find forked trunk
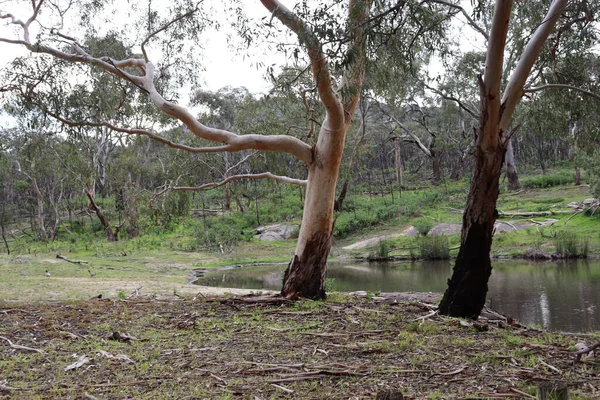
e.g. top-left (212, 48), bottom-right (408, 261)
top-left (438, 145), bottom-right (506, 319)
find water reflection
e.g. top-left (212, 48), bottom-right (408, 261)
top-left (194, 259), bottom-right (600, 332)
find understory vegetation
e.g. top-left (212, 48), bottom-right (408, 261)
top-left (1, 166), bottom-right (598, 265)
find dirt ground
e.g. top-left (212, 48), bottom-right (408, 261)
top-left (0, 294), bottom-right (599, 399)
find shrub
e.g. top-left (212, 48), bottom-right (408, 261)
top-left (521, 174), bottom-right (573, 189)
top-left (368, 239), bottom-right (393, 260)
top-left (554, 231), bottom-right (588, 258)
top-left (412, 218), bottom-right (434, 236)
top-left (419, 236), bottom-right (450, 260)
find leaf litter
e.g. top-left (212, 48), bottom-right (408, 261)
top-left (0, 294), bottom-right (598, 399)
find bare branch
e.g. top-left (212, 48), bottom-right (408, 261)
top-left (384, 112), bottom-right (432, 157)
top-left (141, 6), bottom-right (199, 62)
top-left (425, 0), bottom-right (488, 40)
top-left (424, 84), bottom-right (478, 119)
top-left (151, 172), bottom-right (307, 205)
top-left (224, 151), bottom-right (258, 176)
top-left (523, 84), bottom-right (600, 102)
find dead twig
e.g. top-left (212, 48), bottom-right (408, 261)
top-left (509, 387), bottom-right (536, 399)
top-left (0, 335), bottom-right (45, 354)
top-left (271, 383), bottom-right (294, 393)
top-left (56, 254), bottom-right (88, 264)
top-left (412, 310), bottom-right (437, 322)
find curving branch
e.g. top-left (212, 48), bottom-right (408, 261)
top-left (424, 84), bottom-right (478, 119)
top-left (424, 0), bottom-right (489, 40)
top-left (500, 0), bottom-right (569, 133)
top-left (523, 84), bottom-right (600, 102)
top-left (259, 0), bottom-right (343, 127)
top-left (1, 1), bottom-right (313, 165)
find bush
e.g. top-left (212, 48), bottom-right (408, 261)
top-left (412, 218), bottom-right (434, 236)
top-left (368, 239), bottom-right (393, 260)
top-left (419, 236), bottom-right (450, 260)
top-left (521, 174), bottom-right (573, 189)
top-left (554, 231), bottom-right (588, 258)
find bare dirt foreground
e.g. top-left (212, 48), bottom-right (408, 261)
top-left (0, 294), bottom-right (598, 399)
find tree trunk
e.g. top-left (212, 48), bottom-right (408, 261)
top-left (393, 137), bottom-right (403, 185)
top-left (281, 124), bottom-right (346, 299)
top-left (438, 145), bottom-right (506, 319)
top-left (31, 178), bottom-right (47, 242)
top-left (224, 182), bottom-right (231, 211)
top-left (432, 156), bottom-right (441, 185)
top-left (334, 180), bottom-right (349, 212)
top-left (574, 165), bottom-right (581, 186)
top-left (85, 189), bottom-right (117, 241)
top-left (1, 222), bottom-right (9, 255)
top-left (505, 137), bottom-right (521, 190)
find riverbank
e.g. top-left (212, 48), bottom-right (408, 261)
top-left (1, 294), bottom-right (598, 399)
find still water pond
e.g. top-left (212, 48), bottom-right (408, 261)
top-left (194, 259), bottom-right (600, 332)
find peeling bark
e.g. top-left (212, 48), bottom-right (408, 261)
top-left (281, 228), bottom-right (333, 299)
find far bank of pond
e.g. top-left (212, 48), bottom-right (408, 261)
top-left (194, 259), bottom-right (600, 333)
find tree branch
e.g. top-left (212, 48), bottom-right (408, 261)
top-left (141, 6), bottom-right (199, 62)
top-left (2, 3), bottom-right (313, 165)
top-left (500, 0), bottom-right (569, 132)
top-left (523, 84), bottom-right (600, 101)
top-left (260, 0), bottom-right (343, 127)
top-left (151, 172), bottom-right (307, 205)
top-left (384, 112), bottom-right (432, 157)
top-left (480, 0), bottom-right (513, 149)
top-left (424, 0), bottom-right (488, 40)
top-left (423, 85), bottom-right (478, 120)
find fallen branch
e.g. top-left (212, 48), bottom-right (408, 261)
top-left (428, 365), bottom-right (466, 379)
top-left (575, 341), bottom-right (600, 362)
top-left (56, 254), bottom-right (88, 265)
top-left (509, 387), bottom-right (536, 399)
top-left (412, 310), bottom-right (437, 322)
top-left (268, 369), bottom-right (363, 383)
top-left (0, 335), bottom-right (45, 354)
top-left (497, 221), bottom-right (518, 231)
top-left (271, 383), bottom-right (294, 393)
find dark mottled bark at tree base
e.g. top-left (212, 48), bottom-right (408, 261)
top-left (281, 229), bottom-right (333, 300)
top-left (439, 146), bottom-right (506, 319)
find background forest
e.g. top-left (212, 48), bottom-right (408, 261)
top-left (0, 0), bottom-right (598, 264)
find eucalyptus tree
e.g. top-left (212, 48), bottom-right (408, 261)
top-left (0, 0), bottom-right (376, 299)
top-left (438, 0), bottom-right (592, 319)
